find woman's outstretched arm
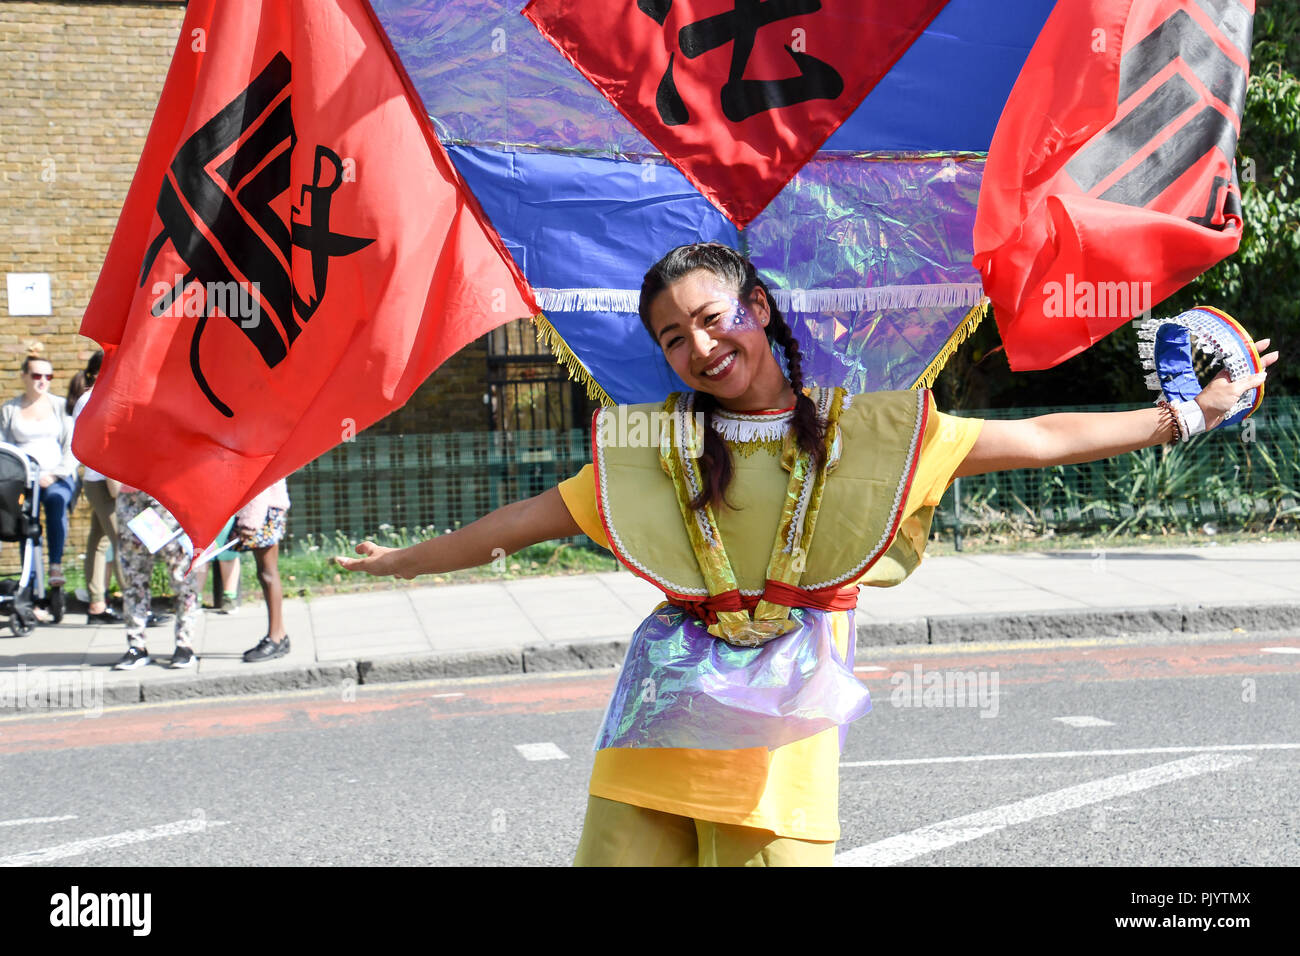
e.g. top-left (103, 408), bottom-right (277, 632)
top-left (334, 485), bottom-right (584, 579)
top-left (954, 337), bottom-right (1279, 478)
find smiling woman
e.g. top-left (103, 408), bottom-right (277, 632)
top-left (336, 241), bottom-right (1279, 868)
top-left (638, 244), bottom-right (824, 513)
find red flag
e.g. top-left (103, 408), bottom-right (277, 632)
top-left (76, 0), bottom-right (537, 548)
top-left (973, 0), bottom-right (1254, 371)
top-left (523, 0), bottom-right (950, 228)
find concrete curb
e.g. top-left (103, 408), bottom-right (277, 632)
top-left (857, 600), bottom-right (1300, 646)
top-left (138, 662), bottom-right (360, 702)
top-left (16, 601), bottom-right (1299, 713)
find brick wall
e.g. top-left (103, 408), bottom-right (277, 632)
top-left (0, 0), bottom-right (493, 579)
top-left (370, 337), bottom-right (492, 435)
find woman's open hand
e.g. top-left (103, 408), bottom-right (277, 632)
top-left (1195, 337), bottom-right (1279, 430)
top-left (334, 541), bottom-right (417, 580)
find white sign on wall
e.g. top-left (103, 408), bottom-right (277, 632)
top-left (6, 273), bottom-right (52, 316)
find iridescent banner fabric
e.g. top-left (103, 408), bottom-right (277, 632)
top-left (750, 153), bottom-right (986, 393)
top-left (595, 604), bottom-right (869, 752)
top-left (369, 0), bottom-right (1056, 401)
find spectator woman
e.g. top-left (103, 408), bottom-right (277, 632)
top-left (1, 344), bottom-right (77, 592)
top-left (67, 350), bottom-right (125, 623)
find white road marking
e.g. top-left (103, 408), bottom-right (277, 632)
top-left (0, 815), bottom-right (77, 828)
top-left (1260, 647), bottom-right (1300, 654)
top-left (0, 817), bottom-right (228, 867)
top-left (854, 666), bottom-right (889, 673)
top-left (515, 742), bottom-right (568, 761)
top-left (841, 742), bottom-right (1300, 768)
top-left (430, 692), bottom-right (465, 698)
top-left (1055, 715), bottom-right (1115, 727)
top-left (835, 753), bottom-right (1251, 867)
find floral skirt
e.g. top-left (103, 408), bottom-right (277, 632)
top-left (231, 506), bottom-right (287, 552)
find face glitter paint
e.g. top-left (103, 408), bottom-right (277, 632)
top-left (724, 296), bottom-right (758, 331)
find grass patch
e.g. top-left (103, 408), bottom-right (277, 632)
top-left (55, 523), bottom-right (1295, 606)
top-left (59, 527), bottom-right (617, 604)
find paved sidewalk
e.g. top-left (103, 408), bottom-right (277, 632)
top-left (2, 541), bottom-right (1299, 709)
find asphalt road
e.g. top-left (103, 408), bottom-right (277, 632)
top-left (0, 632), bottom-right (1297, 867)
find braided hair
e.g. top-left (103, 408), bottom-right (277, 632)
top-left (638, 242), bottom-right (825, 511)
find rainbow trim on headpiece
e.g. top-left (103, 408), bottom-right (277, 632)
top-left (1136, 306), bottom-right (1264, 429)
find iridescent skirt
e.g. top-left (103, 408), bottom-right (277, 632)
top-left (594, 603), bottom-right (871, 752)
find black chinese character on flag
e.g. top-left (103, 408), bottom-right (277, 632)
top-left (526, 0), bottom-right (951, 226)
top-left (642, 0), bottom-right (844, 126)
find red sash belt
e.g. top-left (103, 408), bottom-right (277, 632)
top-left (670, 580), bottom-right (860, 626)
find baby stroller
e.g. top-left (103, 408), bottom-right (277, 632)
top-left (0, 441), bottom-right (64, 636)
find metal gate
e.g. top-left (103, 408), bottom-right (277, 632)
top-left (485, 317), bottom-right (596, 434)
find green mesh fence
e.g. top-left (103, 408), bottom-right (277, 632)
top-left (284, 397), bottom-right (1300, 544)
top-left (935, 396), bottom-right (1300, 535)
top-left (286, 429), bottom-right (592, 543)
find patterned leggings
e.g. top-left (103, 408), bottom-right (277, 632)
top-left (114, 489), bottom-right (201, 649)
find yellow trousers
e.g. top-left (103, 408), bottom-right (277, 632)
top-left (572, 795), bottom-right (836, 867)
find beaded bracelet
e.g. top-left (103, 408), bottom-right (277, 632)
top-left (1155, 399), bottom-right (1184, 445)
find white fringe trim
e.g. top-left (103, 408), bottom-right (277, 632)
top-left (534, 284), bottom-right (986, 314)
top-left (773, 284), bottom-right (986, 312)
top-left (711, 411), bottom-right (793, 444)
top-left (535, 288), bottom-right (642, 313)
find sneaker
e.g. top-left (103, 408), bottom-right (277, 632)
top-left (112, 647), bottom-right (151, 670)
top-left (88, 607), bottom-right (123, 624)
top-left (145, 611), bottom-right (173, 628)
top-left (217, 592), bottom-right (239, 615)
top-left (170, 646), bottom-right (197, 669)
top-left (243, 635), bottom-right (290, 663)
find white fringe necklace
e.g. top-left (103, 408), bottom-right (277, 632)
top-left (710, 407), bottom-right (795, 444)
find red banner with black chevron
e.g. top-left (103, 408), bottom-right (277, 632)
top-left (76, 0), bottom-right (537, 549)
top-left (973, 0), bottom-right (1254, 371)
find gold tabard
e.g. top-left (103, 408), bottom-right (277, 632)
top-left (592, 387), bottom-right (931, 599)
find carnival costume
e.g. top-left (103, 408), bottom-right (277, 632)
top-left (558, 386), bottom-right (984, 848)
top-left (1138, 306), bottom-right (1266, 435)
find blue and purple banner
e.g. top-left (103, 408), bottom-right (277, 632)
top-left (370, 0), bottom-right (1058, 403)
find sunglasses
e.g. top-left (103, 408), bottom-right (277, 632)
top-left (29, 372), bottom-right (53, 381)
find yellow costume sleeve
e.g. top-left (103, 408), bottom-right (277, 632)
top-left (887, 392), bottom-right (984, 571)
top-left (908, 391), bottom-right (984, 511)
top-left (557, 464), bottom-right (611, 550)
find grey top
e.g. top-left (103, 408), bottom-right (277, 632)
top-left (0, 394), bottom-right (76, 479)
